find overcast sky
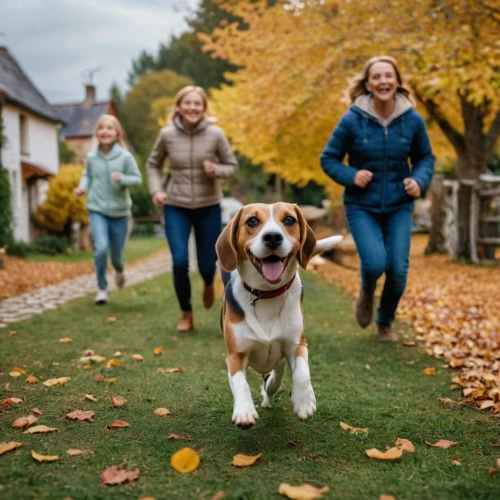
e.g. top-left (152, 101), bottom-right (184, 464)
top-left (1, 0), bottom-right (200, 104)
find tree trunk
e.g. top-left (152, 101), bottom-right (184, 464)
top-left (425, 174), bottom-right (447, 254)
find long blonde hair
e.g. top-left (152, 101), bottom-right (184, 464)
top-left (346, 56), bottom-right (415, 106)
top-left (167, 86), bottom-right (216, 125)
top-left (94, 114), bottom-right (127, 149)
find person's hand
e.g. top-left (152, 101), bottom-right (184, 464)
top-left (403, 178), bottom-right (421, 198)
top-left (203, 160), bottom-right (216, 175)
top-left (153, 191), bottom-right (168, 206)
top-left (74, 187), bottom-right (86, 197)
top-left (354, 170), bottom-right (373, 188)
top-left (112, 172), bottom-right (122, 182)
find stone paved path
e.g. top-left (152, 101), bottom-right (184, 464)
top-left (0, 250), bottom-right (173, 327)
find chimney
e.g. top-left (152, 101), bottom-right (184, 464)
top-left (84, 84), bottom-right (96, 105)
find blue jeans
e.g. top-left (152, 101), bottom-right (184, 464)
top-left (89, 211), bottom-right (128, 291)
top-left (345, 205), bottom-right (413, 326)
top-left (164, 204), bottom-right (222, 312)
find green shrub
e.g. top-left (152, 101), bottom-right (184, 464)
top-left (33, 235), bottom-right (68, 255)
top-left (6, 240), bottom-right (34, 258)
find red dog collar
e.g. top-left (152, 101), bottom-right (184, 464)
top-left (242, 274), bottom-right (296, 306)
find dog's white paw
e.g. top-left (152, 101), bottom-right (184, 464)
top-left (291, 384), bottom-right (316, 420)
top-left (260, 383), bottom-right (274, 408)
top-left (232, 402), bottom-right (259, 429)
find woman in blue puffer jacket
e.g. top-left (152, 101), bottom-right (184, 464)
top-left (320, 56), bottom-right (434, 341)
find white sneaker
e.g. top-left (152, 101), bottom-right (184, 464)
top-left (115, 272), bottom-right (125, 289)
top-left (95, 290), bottom-right (108, 305)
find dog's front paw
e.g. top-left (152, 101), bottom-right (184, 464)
top-left (260, 383), bottom-right (274, 408)
top-left (291, 384), bottom-right (316, 420)
top-left (232, 402), bottom-right (259, 429)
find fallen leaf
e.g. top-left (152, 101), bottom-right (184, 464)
top-left (0, 397), bottom-right (22, 408)
top-left (132, 354), bottom-right (144, 361)
top-left (9, 330), bottom-right (18, 336)
top-left (231, 452), bottom-right (263, 467)
top-left (211, 492), bottom-right (228, 500)
top-left (120, 344), bottom-right (128, 350)
top-left (379, 496), bottom-right (396, 500)
top-left (94, 374), bottom-right (105, 382)
top-left (100, 465), bottom-right (139, 485)
top-left (10, 398), bottom-right (23, 404)
top-left (106, 359), bottom-right (123, 368)
top-left (439, 398), bottom-right (461, 407)
top-left (31, 450), bottom-right (59, 462)
top-left (0, 442), bottom-right (23, 456)
top-left (135, 313), bottom-right (143, 319)
top-left (12, 415), bottom-right (38, 428)
top-left (489, 468), bottom-right (498, 476)
top-left (31, 408), bottom-right (42, 415)
top-left (340, 421), bottom-right (368, 434)
top-left (26, 375), bottom-right (40, 384)
top-left (85, 394), bottom-right (97, 402)
top-left (479, 400), bottom-right (495, 410)
top-left (107, 316), bottom-right (117, 323)
top-left (403, 341), bottom-right (416, 347)
top-left (59, 338), bottom-right (73, 344)
top-left (365, 447), bottom-right (403, 460)
top-left (66, 449), bottom-right (94, 457)
top-left (158, 367), bottom-right (181, 374)
top-left (170, 447), bottom-right (200, 474)
top-left (168, 433), bottom-right (193, 441)
top-left (114, 351), bottom-right (123, 357)
top-left (66, 410), bottom-right (95, 422)
top-left (108, 420), bottom-right (130, 429)
top-left (154, 408), bottom-right (170, 417)
top-left (43, 377), bottom-right (70, 387)
top-left (497, 458), bottom-right (500, 467)
top-left (423, 367), bottom-right (436, 375)
top-left (80, 355), bottom-right (106, 363)
top-left (110, 395), bottom-right (128, 407)
top-left (105, 377), bottom-right (117, 384)
top-left (425, 440), bottom-right (459, 449)
top-left (452, 460), bottom-right (462, 466)
top-left (278, 483), bottom-right (329, 499)
top-left (24, 425), bottom-right (58, 434)
top-left (83, 365), bottom-right (92, 370)
top-left (395, 438), bottom-right (415, 453)
top-left (365, 364), bottom-right (371, 370)
top-left (154, 347), bottom-right (163, 356)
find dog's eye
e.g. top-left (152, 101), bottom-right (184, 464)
top-left (283, 216), bottom-right (296, 227)
top-left (246, 217), bottom-right (259, 228)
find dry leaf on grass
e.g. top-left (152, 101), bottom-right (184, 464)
top-left (168, 433), bottom-right (193, 441)
top-left (158, 367), bottom-right (181, 374)
top-left (108, 420), bottom-right (130, 429)
top-left (10, 397), bottom-right (23, 403)
top-left (170, 447), bottom-right (200, 473)
top-left (106, 359), bottom-right (123, 368)
top-left (31, 408), bottom-right (42, 415)
top-left (12, 415), bottom-right (38, 428)
top-left (439, 398), bottom-right (462, 408)
top-left (135, 313), bottom-right (143, 319)
top-left (85, 394), bottom-right (97, 402)
top-left (211, 492), bottom-right (228, 500)
top-left (59, 338), bottom-right (73, 344)
top-left (24, 425), bottom-right (58, 434)
top-left (379, 496), bottom-right (396, 500)
top-left (231, 452), bottom-right (263, 467)
top-left (107, 316), bottom-right (117, 323)
top-left (110, 395), bottom-right (128, 407)
top-left (479, 400), bottom-right (495, 410)
top-left (26, 375), bottom-right (40, 384)
top-left (31, 450), bottom-right (59, 462)
top-left (403, 341), bottom-right (416, 347)
top-left (80, 355), bottom-right (106, 363)
top-left (488, 468), bottom-right (498, 476)
top-left (154, 408), bottom-right (170, 417)
top-left (66, 410), bottom-right (95, 422)
top-left (100, 465), bottom-right (139, 485)
top-left (94, 374), bottom-right (117, 383)
top-left (340, 421), bottom-right (367, 434)
top-left (9, 330), bottom-right (18, 336)
top-left (9, 367), bottom-right (27, 377)
top-left (425, 440), bottom-right (459, 449)
top-left (423, 367), bottom-right (436, 375)
top-left (43, 377), bottom-right (70, 387)
top-left (0, 442), bottom-right (23, 456)
top-left (452, 460), bottom-right (462, 466)
top-left (278, 483), bottom-right (329, 500)
top-left (395, 438), bottom-right (415, 453)
top-left (154, 347), bottom-right (163, 356)
top-left (67, 449), bottom-right (94, 457)
top-left (365, 447), bottom-right (403, 460)
top-left (131, 354), bottom-right (144, 361)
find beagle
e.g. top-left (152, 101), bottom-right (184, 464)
top-left (216, 202), bottom-right (342, 429)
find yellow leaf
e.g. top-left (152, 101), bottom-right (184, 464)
top-left (66, 449), bottom-right (94, 456)
top-left (0, 441), bottom-right (23, 456)
top-left (278, 483), bottom-right (329, 499)
top-left (106, 359), bottom-right (123, 368)
top-left (59, 338), bottom-right (73, 344)
top-left (395, 438), bottom-right (415, 453)
top-left (339, 421), bottom-right (368, 434)
top-left (12, 415), bottom-right (38, 428)
top-left (107, 316), bottom-right (117, 322)
top-left (170, 447), bottom-right (200, 474)
top-left (365, 447), bottom-right (402, 460)
top-left (43, 377), bottom-right (70, 387)
top-left (83, 365), bottom-right (92, 370)
top-left (24, 425), bottom-right (58, 434)
top-left (423, 367), bottom-right (436, 375)
top-left (105, 377), bottom-right (118, 384)
top-left (110, 395), bottom-right (128, 407)
top-left (158, 367), bottom-right (181, 374)
top-left (8, 372), bottom-right (21, 378)
top-left (26, 375), bottom-right (40, 384)
top-left (11, 366), bottom-right (27, 374)
top-left (154, 347), bottom-right (163, 356)
top-left (154, 408), bottom-right (171, 416)
top-left (31, 450), bottom-right (59, 462)
top-left (425, 440), bottom-right (459, 449)
top-left (231, 452), bottom-right (263, 467)
top-left (132, 354), bottom-right (144, 361)
top-left (452, 459), bottom-right (462, 466)
top-left (10, 398), bottom-right (23, 404)
top-left (85, 394), bottom-right (97, 402)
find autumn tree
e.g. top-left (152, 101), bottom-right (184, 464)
top-left (203, 0), bottom-right (500, 259)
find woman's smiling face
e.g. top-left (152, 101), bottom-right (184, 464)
top-left (365, 61), bottom-right (398, 104)
top-left (178, 90), bottom-right (205, 128)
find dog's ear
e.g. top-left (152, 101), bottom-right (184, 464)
top-left (294, 205), bottom-right (316, 269)
top-left (216, 207), bottom-right (244, 272)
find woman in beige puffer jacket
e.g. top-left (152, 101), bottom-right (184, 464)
top-left (147, 86), bottom-right (238, 332)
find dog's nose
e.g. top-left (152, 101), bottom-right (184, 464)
top-left (263, 232), bottom-right (283, 250)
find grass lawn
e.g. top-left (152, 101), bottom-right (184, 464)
top-left (1, 271), bottom-right (499, 499)
top-left (26, 236), bottom-right (165, 264)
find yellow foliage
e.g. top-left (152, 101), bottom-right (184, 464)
top-left (34, 164), bottom-right (88, 232)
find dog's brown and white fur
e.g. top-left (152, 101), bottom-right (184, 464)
top-left (216, 202), bottom-right (342, 428)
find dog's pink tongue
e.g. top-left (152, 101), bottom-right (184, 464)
top-left (262, 260), bottom-right (284, 282)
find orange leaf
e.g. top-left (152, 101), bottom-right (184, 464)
top-left (158, 367), bottom-right (181, 374)
top-left (107, 316), bottom-right (117, 323)
top-left (85, 394), bottom-right (97, 402)
top-left (66, 410), bottom-right (95, 422)
top-left (154, 347), bottom-right (163, 356)
top-left (452, 460), bottom-right (462, 466)
top-left (31, 408), bottom-right (42, 415)
top-left (489, 468), bottom-right (498, 476)
top-left (106, 359), bottom-right (123, 368)
top-left (135, 313), bottom-right (143, 319)
top-left (154, 408), bottom-right (171, 416)
top-left (425, 440), bottom-right (459, 449)
top-left (105, 377), bottom-right (118, 384)
top-left (170, 447), bottom-right (200, 474)
top-left (131, 354), bottom-right (144, 361)
top-left (66, 448), bottom-right (94, 457)
top-left (108, 420), bottom-right (130, 429)
top-left (26, 375), bottom-right (40, 384)
top-left (31, 450), bottom-right (59, 462)
top-left (9, 330), bottom-right (18, 336)
top-left (59, 338), bottom-right (73, 344)
top-left (339, 421), bottom-right (367, 434)
top-left (12, 415), bottom-right (38, 428)
top-left (395, 438), bottom-right (415, 453)
top-left (0, 397), bottom-right (22, 408)
top-left (0, 442), bottom-right (23, 456)
top-left (402, 342), bottom-right (416, 347)
top-left (231, 452), bottom-right (263, 467)
top-left (100, 465), bottom-right (139, 485)
top-left (365, 447), bottom-right (402, 460)
top-left (423, 367), bottom-right (436, 375)
top-left (278, 483), bottom-right (329, 499)
top-left (110, 395), bottom-right (128, 407)
top-left (379, 496), bottom-right (396, 500)
top-left (24, 425), bottom-right (58, 434)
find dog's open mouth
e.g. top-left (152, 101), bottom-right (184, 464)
top-left (249, 252), bottom-right (290, 284)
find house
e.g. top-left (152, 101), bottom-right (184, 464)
top-left (53, 84), bottom-right (128, 162)
top-left (0, 46), bottom-right (62, 242)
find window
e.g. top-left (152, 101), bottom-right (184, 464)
top-left (20, 114), bottom-right (29, 154)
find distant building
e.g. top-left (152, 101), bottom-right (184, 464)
top-left (0, 46), bottom-right (62, 242)
top-left (53, 84), bottom-right (128, 162)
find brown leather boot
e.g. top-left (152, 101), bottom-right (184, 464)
top-left (376, 323), bottom-right (397, 342)
top-left (354, 287), bottom-right (374, 328)
top-left (203, 284), bottom-right (215, 309)
top-left (176, 311), bottom-right (194, 332)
